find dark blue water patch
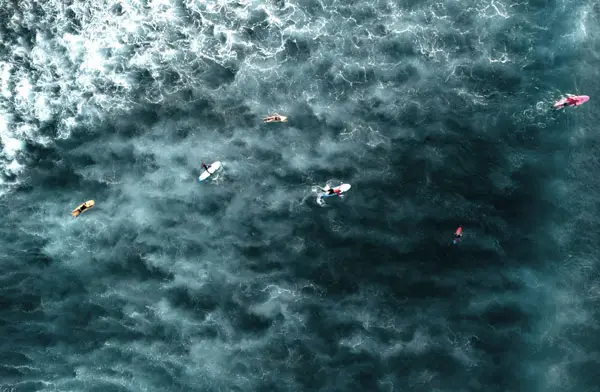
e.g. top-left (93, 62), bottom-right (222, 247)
top-left (305, 52), bottom-right (335, 80)
top-left (135, 363), bottom-right (183, 392)
top-left (39, 303), bottom-right (113, 349)
top-left (233, 308), bottom-right (276, 335)
top-left (245, 257), bottom-right (284, 274)
top-left (197, 60), bottom-right (239, 90)
top-left (174, 99), bottom-right (231, 133)
top-left (247, 146), bottom-right (285, 167)
top-left (99, 250), bottom-right (173, 283)
top-left (480, 302), bottom-right (533, 330)
top-left (241, 22), bottom-right (271, 47)
top-left (524, 46), bottom-right (580, 74)
top-left (0, 224), bottom-right (50, 265)
top-left (354, 95), bottom-right (418, 128)
top-left (89, 317), bottom-right (149, 347)
top-left (527, 0), bottom-right (558, 11)
top-left (149, 99), bottom-right (222, 135)
top-left (282, 235), bottom-right (407, 297)
top-left (568, 222), bottom-right (600, 255)
top-left (83, 107), bottom-right (159, 140)
top-left (380, 36), bottom-right (418, 59)
top-left (296, 0), bottom-right (325, 16)
top-left (467, 63), bottom-right (523, 95)
top-left (65, 140), bottom-right (156, 180)
top-left (369, 23), bottom-right (390, 39)
top-left (452, 31), bottom-right (483, 58)
top-left (166, 285), bottom-right (220, 314)
top-left (34, 118), bottom-right (66, 140)
top-left (301, 304), bottom-right (361, 354)
top-left (456, 270), bottom-right (530, 300)
top-left (394, 101), bottom-right (441, 129)
top-left (287, 345), bottom-right (330, 390)
top-left (244, 9), bottom-right (274, 43)
top-left (0, 351), bottom-right (32, 367)
top-left (4, 381), bottom-right (46, 392)
top-left (347, 3), bottom-right (378, 25)
top-left (0, 290), bottom-right (41, 313)
top-left (21, 139), bottom-right (63, 168)
top-left (94, 316), bottom-right (177, 351)
top-left (341, 62), bottom-right (379, 88)
top-left (490, 20), bottom-right (536, 56)
top-left (19, 143), bottom-right (96, 192)
top-left (282, 37), bottom-right (312, 63)
top-left (84, 353), bottom-right (184, 392)
top-left (330, 352), bottom-right (381, 391)
top-left (389, 347), bottom-right (468, 381)
top-left (79, 383), bottom-right (132, 392)
top-left (475, 331), bottom-right (539, 391)
top-left (566, 361), bottom-right (600, 392)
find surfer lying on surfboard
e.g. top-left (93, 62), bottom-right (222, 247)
top-left (319, 183), bottom-right (351, 198)
top-left (553, 94), bottom-right (589, 109)
top-left (562, 94), bottom-right (578, 107)
top-left (264, 113), bottom-right (288, 123)
top-left (453, 226), bottom-right (463, 244)
top-left (321, 186), bottom-right (342, 196)
top-left (201, 162), bottom-right (211, 172)
top-left (72, 200), bottom-right (95, 218)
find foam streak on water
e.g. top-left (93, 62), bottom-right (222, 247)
top-left (1, 0), bottom-right (599, 391)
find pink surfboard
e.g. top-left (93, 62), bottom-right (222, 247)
top-left (554, 95), bottom-right (589, 109)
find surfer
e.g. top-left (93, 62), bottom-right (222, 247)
top-left (563, 94), bottom-right (578, 107)
top-left (72, 200), bottom-right (95, 217)
top-left (320, 185), bottom-right (341, 196)
top-left (198, 161), bottom-right (222, 182)
top-left (264, 113), bottom-right (288, 123)
top-left (453, 226), bottom-right (463, 244)
top-left (554, 94), bottom-right (589, 109)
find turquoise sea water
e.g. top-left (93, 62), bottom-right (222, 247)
top-left (0, 0), bottom-right (599, 391)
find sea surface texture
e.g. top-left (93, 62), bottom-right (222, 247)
top-left (1, 0), bottom-right (599, 391)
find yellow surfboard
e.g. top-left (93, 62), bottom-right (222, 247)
top-left (72, 200), bottom-right (95, 217)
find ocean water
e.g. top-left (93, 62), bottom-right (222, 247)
top-left (1, 0), bottom-right (599, 391)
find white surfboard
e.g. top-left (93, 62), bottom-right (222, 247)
top-left (264, 114), bottom-right (288, 123)
top-left (320, 183), bottom-right (351, 197)
top-left (198, 161), bottom-right (221, 182)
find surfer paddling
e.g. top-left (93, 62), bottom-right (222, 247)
top-left (320, 185), bottom-right (341, 196)
top-left (318, 183), bottom-right (351, 198)
top-left (72, 200), bottom-right (95, 218)
top-left (263, 113), bottom-right (288, 123)
top-left (563, 94), bottom-right (578, 107)
top-left (553, 94), bottom-right (589, 109)
top-left (453, 226), bottom-right (463, 244)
